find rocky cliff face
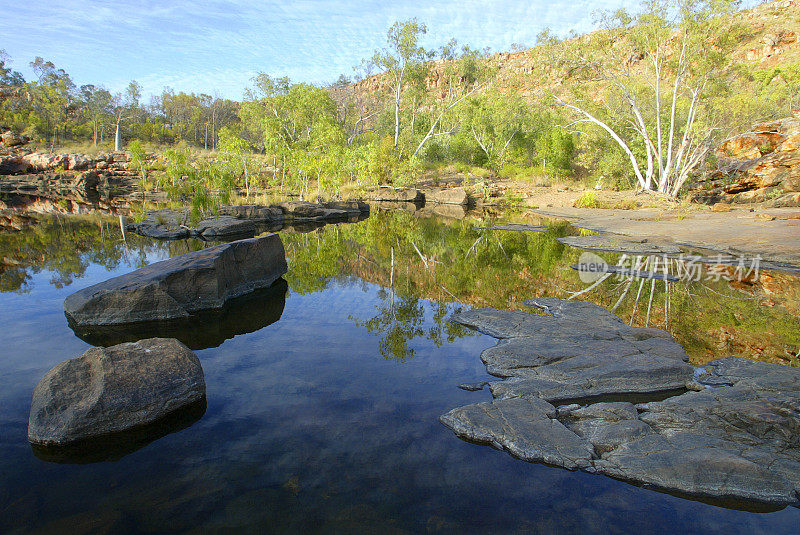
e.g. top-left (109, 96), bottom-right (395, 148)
top-left (692, 113), bottom-right (800, 207)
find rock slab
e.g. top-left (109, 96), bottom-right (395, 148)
top-left (441, 298), bottom-right (800, 507)
top-left (64, 233), bottom-right (287, 326)
top-left (28, 338), bottom-right (205, 446)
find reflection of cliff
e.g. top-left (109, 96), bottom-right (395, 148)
top-left (70, 279), bottom-right (288, 350)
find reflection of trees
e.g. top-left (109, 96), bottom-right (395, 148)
top-left (283, 210), bottom-right (574, 309)
top-left (283, 211), bottom-right (572, 361)
top-left (0, 214), bottom-right (184, 293)
top-left (569, 253), bottom-right (800, 367)
top-left (355, 293), bottom-right (426, 362)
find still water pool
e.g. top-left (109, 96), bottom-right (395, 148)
top-left (0, 211), bottom-right (798, 533)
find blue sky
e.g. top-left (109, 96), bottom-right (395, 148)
top-left (0, 0), bottom-right (747, 100)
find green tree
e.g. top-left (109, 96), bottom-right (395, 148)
top-left (372, 19), bottom-right (431, 149)
top-left (411, 43), bottom-right (493, 158)
top-left (28, 57), bottom-right (75, 149)
top-left (112, 80), bottom-right (142, 151)
top-left (79, 84), bottom-right (113, 146)
top-left (554, 0), bottom-right (743, 196)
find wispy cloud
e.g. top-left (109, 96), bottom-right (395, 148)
top-left (0, 0), bottom-right (762, 99)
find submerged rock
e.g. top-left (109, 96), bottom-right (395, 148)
top-left (64, 234), bottom-right (287, 326)
top-left (441, 298), bottom-right (800, 507)
top-left (28, 338), bottom-right (205, 447)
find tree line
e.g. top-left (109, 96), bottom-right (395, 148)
top-left (2, 0), bottom-right (799, 197)
top-left (0, 52), bottom-right (238, 151)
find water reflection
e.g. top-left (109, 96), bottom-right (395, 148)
top-left (1, 211), bottom-right (800, 531)
top-left (1, 210), bottom-right (798, 366)
top-left (30, 398), bottom-right (207, 464)
top-left (68, 279), bottom-right (288, 350)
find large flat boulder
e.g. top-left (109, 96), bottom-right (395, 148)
top-left (28, 338), bottom-right (205, 446)
top-left (64, 234), bottom-right (287, 326)
top-left (424, 187), bottom-right (471, 206)
top-left (441, 298), bottom-right (800, 507)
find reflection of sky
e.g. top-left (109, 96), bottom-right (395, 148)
top-left (1, 247), bottom-right (799, 532)
top-left (0, 0), bottom-right (712, 99)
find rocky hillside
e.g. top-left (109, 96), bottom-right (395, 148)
top-left (350, 0), bottom-right (799, 103)
top-left (692, 112), bottom-right (800, 206)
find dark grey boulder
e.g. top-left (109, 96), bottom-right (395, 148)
top-left (28, 338), bottom-right (205, 446)
top-left (126, 209), bottom-right (191, 240)
top-left (218, 204), bottom-right (284, 221)
top-left (322, 200), bottom-right (370, 216)
top-left (69, 278), bottom-right (288, 350)
top-left (64, 234), bottom-right (287, 326)
top-left (195, 215), bottom-right (257, 239)
top-left (441, 298), bottom-right (800, 507)
top-left (278, 201), bottom-right (350, 222)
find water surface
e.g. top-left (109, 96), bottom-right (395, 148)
top-left (0, 211), bottom-right (798, 534)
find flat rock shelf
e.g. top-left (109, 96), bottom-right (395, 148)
top-left (440, 297), bottom-right (800, 508)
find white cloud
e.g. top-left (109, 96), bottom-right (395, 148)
top-left (0, 0), bottom-right (763, 98)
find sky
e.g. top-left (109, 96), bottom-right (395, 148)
top-left (0, 0), bottom-right (754, 101)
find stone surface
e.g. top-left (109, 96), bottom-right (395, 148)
top-left (277, 201), bottom-right (350, 222)
top-left (128, 202), bottom-right (367, 241)
top-left (441, 298), bottom-right (800, 507)
top-left (441, 397), bottom-right (596, 469)
top-left (535, 207), bottom-right (800, 269)
top-left (694, 114), bottom-right (800, 205)
top-left (64, 234), bottom-right (287, 326)
top-left (368, 187), bottom-right (424, 203)
top-left (0, 155), bottom-right (31, 174)
top-left (1, 130), bottom-right (29, 147)
top-left (69, 279), bottom-right (287, 350)
top-left (558, 234), bottom-right (684, 255)
top-left (451, 299), bottom-right (693, 404)
top-left (28, 338), bottom-right (205, 446)
top-left (195, 216), bottom-right (258, 239)
top-left (425, 187), bottom-right (471, 205)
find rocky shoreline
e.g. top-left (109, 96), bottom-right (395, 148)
top-left (441, 297), bottom-right (800, 508)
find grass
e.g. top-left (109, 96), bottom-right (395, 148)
top-left (573, 189), bottom-right (599, 208)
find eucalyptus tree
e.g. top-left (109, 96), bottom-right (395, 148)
top-left (28, 57), bottom-right (76, 149)
top-left (79, 84), bottom-right (113, 145)
top-left (553, 0), bottom-right (743, 196)
top-left (112, 80), bottom-right (142, 151)
top-left (0, 50), bottom-right (24, 86)
top-left (239, 74), bottom-right (345, 192)
top-left (411, 42), bottom-right (494, 158)
top-left (372, 19), bottom-right (431, 149)
top-left (458, 90), bottom-right (533, 167)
